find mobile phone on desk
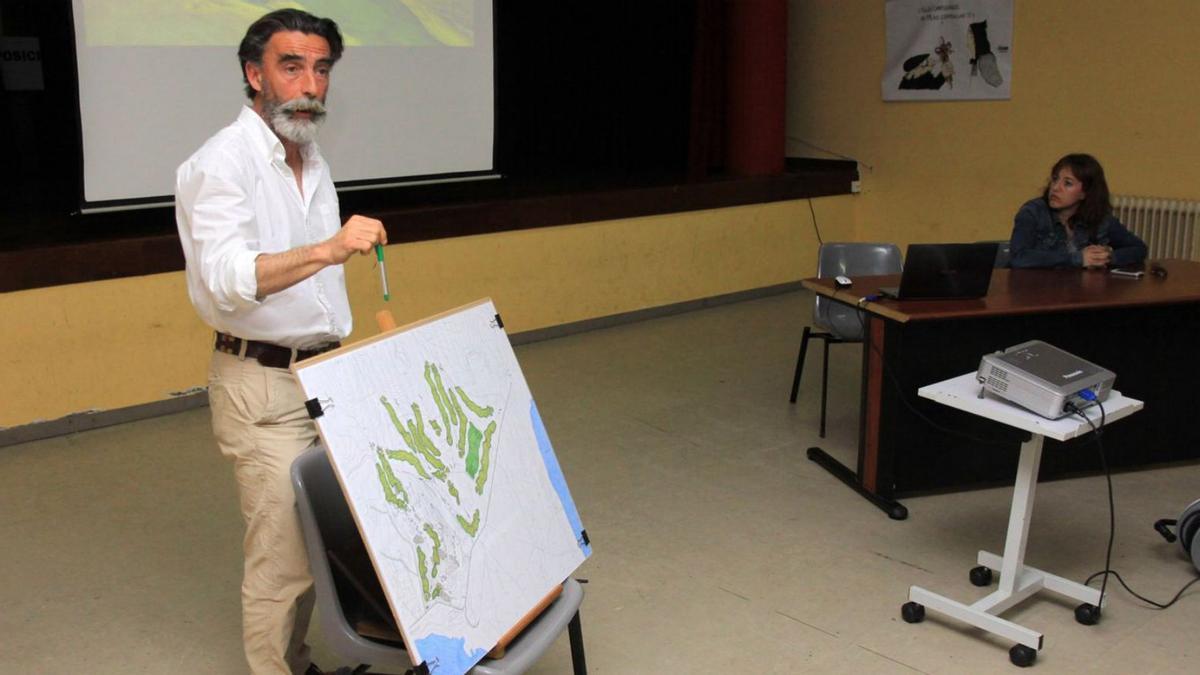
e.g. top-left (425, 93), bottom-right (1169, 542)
top-left (1110, 266), bottom-right (1145, 279)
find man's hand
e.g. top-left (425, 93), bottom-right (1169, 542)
top-left (255, 214), bottom-right (388, 298)
top-left (1082, 245), bottom-right (1112, 269)
top-left (324, 215), bottom-right (387, 264)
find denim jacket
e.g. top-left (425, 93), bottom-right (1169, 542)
top-left (1009, 198), bottom-right (1147, 269)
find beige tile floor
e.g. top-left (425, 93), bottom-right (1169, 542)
top-left (2, 291), bottom-right (1198, 674)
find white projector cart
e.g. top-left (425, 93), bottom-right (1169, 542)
top-left (903, 372), bottom-right (1143, 667)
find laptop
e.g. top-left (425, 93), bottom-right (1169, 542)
top-left (878, 243), bottom-right (998, 300)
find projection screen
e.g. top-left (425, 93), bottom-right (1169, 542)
top-left (71, 1), bottom-right (494, 206)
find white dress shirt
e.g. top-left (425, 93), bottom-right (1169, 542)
top-left (176, 106), bottom-right (351, 349)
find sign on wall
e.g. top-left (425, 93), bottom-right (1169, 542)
top-left (883, 0), bottom-right (1013, 101)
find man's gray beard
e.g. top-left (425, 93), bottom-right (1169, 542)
top-left (264, 96), bottom-right (327, 145)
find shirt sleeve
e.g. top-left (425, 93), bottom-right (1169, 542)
top-left (1009, 202), bottom-right (1081, 269)
top-left (176, 163), bottom-right (262, 312)
top-left (1103, 217), bottom-right (1149, 267)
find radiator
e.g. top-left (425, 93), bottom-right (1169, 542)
top-left (1112, 195), bottom-right (1200, 260)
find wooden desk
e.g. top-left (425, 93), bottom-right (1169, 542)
top-left (800, 259), bottom-right (1200, 519)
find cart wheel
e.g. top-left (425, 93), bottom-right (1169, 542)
top-left (1074, 603), bottom-right (1101, 626)
top-left (901, 601), bottom-right (925, 623)
top-left (1009, 644), bottom-right (1037, 667)
top-left (969, 565), bottom-right (994, 587)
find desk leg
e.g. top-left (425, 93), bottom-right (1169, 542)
top-left (806, 447), bottom-right (908, 520)
top-left (805, 315), bottom-right (907, 520)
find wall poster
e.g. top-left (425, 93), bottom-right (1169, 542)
top-left (883, 0), bottom-right (1013, 101)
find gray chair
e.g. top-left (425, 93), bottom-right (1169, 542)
top-left (789, 243), bottom-right (903, 437)
top-left (291, 446), bottom-right (587, 675)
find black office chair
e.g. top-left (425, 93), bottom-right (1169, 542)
top-left (789, 243), bottom-right (902, 437)
top-left (291, 446), bottom-right (588, 675)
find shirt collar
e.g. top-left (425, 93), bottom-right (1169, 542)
top-left (236, 105), bottom-right (322, 166)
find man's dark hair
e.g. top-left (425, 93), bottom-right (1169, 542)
top-left (238, 9), bottom-right (344, 100)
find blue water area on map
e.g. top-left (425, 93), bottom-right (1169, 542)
top-left (530, 400), bottom-right (592, 556)
top-left (416, 633), bottom-right (486, 675)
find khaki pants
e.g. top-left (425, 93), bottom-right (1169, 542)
top-left (209, 350), bottom-right (317, 675)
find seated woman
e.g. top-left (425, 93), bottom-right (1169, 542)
top-left (1009, 153), bottom-right (1147, 269)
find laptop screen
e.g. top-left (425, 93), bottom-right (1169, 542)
top-left (881, 243), bottom-right (998, 300)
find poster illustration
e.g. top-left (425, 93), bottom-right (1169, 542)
top-left (883, 0), bottom-right (1013, 101)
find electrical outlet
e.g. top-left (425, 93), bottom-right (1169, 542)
top-left (850, 180), bottom-right (862, 194)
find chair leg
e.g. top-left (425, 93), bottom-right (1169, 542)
top-left (789, 326), bottom-right (813, 403)
top-left (568, 610), bottom-right (587, 675)
top-left (819, 338), bottom-right (832, 438)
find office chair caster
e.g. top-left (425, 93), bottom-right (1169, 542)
top-left (900, 601), bottom-right (925, 623)
top-left (1074, 603), bottom-right (1101, 625)
top-left (969, 565), bottom-right (994, 587)
top-left (1009, 644), bottom-right (1036, 667)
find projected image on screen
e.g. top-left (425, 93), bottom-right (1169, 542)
top-left (82, 0), bottom-right (474, 47)
top-left (72, 0), bottom-right (493, 204)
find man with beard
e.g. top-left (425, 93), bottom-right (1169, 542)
top-left (175, 9), bottom-right (386, 674)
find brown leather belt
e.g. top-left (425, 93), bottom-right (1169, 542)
top-left (214, 332), bottom-right (340, 369)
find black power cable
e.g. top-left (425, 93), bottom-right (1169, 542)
top-left (1066, 398), bottom-right (1112, 623)
top-left (1084, 569), bottom-right (1200, 610)
top-left (1069, 399), bottom-right (1199, 613)
top-left (808, 198), bottom-right (823, 245)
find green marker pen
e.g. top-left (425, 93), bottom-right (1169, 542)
top-left (375, 244), bottom-right (390, 301)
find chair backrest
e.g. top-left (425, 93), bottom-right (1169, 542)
top-left (813, 242), bottom-right (903, 339)
top-left (291, 446), bottom-right (588, 675)
top-left (292, 446), bottom-right (414, 670)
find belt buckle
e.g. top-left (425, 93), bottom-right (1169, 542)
top-left (215, 333), bottom-right (248, 360)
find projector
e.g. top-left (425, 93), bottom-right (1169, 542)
top-left (976, 340), bottom-right (1116, 419)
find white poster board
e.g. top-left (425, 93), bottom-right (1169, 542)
top-left (883, 0), bottom-right (1013, 101)
top-left (294, 299), bottom-right (590, 675)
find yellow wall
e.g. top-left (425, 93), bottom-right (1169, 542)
top-left (0, 198), bottom-right (854, 428)
top-left (788, 0), bottom-right (1200, 246)
top-left (33, 0), bottom-right (1177, 428)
